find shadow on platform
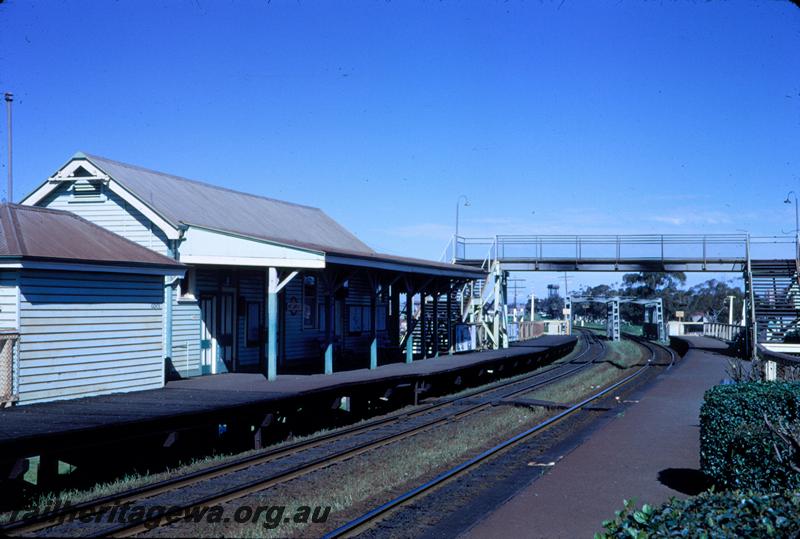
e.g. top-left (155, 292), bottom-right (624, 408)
top-left (657, 467), bottom-right (714, 495)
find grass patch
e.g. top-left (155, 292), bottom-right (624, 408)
top-left (440, 337), bottom-right (585, 401)
top-left (0, 411), bottom-right (425, 523)
top-left (575, 323), bottom-right (643, 336)
top-left (523, 340), bottom-right (646, 405)
top-left (153, 406), bottom-right (550, 538)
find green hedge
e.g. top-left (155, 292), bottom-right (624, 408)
top-left (700, 382), bottom-right (800, 491)
top-left (597, 491), bottom-right (800, 539)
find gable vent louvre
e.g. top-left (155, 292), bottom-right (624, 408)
top-left (70, 180), bottom-right (104, 201)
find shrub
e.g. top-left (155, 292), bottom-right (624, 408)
top-left (597, 491), bottom-right (800, 539)
top-left (700, 381), bottom-right (800, 491)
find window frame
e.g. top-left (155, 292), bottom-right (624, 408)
top-left (245, 301), bottom-right (263, 347)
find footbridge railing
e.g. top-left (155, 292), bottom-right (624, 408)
top-left (443, 234), bottom-right (794, 272)
top-left (703, 322), bottom-right (744, 343)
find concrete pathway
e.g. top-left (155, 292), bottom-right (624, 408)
top-left (462, 337), bottom-right (730, 539)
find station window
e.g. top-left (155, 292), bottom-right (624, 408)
top-left (303, 275), bottom-right (318, 329)
top-left (348, 305), bottom-right (378, 335)
top-left (246, 302), bottom-right (262, 347)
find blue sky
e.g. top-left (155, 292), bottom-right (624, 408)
top-left (1, 0), bottom-right (799, 297)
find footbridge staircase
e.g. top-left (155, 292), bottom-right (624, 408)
top-left (750, 259), bottom-right (800, 352)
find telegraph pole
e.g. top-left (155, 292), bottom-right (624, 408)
top-left (507, 278), bottom-right (525, 308)
top-left (4, 93), bottom-right (12, 203)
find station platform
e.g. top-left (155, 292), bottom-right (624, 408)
top-left (463, 336), bottom-right (730, 539)
top-left (0, 336), bottom-right (576, 461)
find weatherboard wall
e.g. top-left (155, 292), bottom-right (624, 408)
top-left (40, 182), bottom-right (171, 255)
top-left (0, 271), bottom-right (19, 330)
top-left (17, 269), bottom-right (166, 404)
top-left (281, 273), bottom-right (388, 364)
top-left (171, 286), bottom-right (202, 378)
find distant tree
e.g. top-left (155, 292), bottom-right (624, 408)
top-left (686, 279), bottom-right (745, 323)
top-left (573, 284), bottom-right (618, 321)
top-left (619, 272), bottom-right (687, 322)
top-left (538, 291), bottom-right (565, 320)
top-left (539, 273), bottom-right (744, 325)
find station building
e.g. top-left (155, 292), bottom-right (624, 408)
top-left (0, 203), bottom-right (184, 404)
top-left (6, 153), bottom-right (483, 404)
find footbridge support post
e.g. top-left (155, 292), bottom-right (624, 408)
top-left (565, 296), bottom-right (572, 336)
top-left (606, 298), bottom-right (620, 342)
top-left (490, 262), bottom-right (509, 350)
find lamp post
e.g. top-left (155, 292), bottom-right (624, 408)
top-left (454, 195), bottom-right (470, 260)
top-left (784, 191), bottom-right (799, 260)
top-left (4, 92), bottom-right (12, 203)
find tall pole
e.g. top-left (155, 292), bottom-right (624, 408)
top-left (728, 295), bottom-right (735, 326)
top-left (455, 195), bottom-right (470, 259)
top-left (4, 93), bottom-right (12, 203)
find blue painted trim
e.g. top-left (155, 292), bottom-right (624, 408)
top-left (325, 343), bottom-right (333, 374)
top-left (164, 242), bottom-right (175, 364)
top-left (268, 288), bottom-right (278, 380)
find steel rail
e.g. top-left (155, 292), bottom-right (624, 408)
top-left (105, 335), bottom-right (605, 538)
top-left (3, 333), bottom-right (599, 537)
top-left (324, 337), bottom-right (673, 539)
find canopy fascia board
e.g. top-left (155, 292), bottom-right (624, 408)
top-left (179, 225), bottom-right (325, 269)
top-left (325, 254), bottom-right (484, 279)
top-left (0, 260), bottom-right (185, 276)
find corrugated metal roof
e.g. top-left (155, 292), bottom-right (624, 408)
top-left (84, 154), bottom-right (376, 255)
top-left (76, 153), bottom-right (483, 277)
top-left (0, 204), bottom-right (183, 268)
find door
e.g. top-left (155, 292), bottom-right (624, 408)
top-left (218, 293), bottom-right (235, 373)
top-left (199, 296), bottom-right (216, 375)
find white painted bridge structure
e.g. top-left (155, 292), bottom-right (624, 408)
top-left (445, 233), bottom-right (799, 359)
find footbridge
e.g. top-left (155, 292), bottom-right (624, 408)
top-left (443, 233), bottom-right (799, 364)
top-left (448, 234), bottom-right (777, 272)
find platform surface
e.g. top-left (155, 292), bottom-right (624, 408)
top-left (463, 336), bottom-right (730, 539)
top-left (0, 335), bottom-right (575, 451)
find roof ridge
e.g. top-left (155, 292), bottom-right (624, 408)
top-left (83, 153), bottom-right (323, 212)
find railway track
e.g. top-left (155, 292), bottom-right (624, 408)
top-left (2, 331), bottom-right (607, 538)
top-left (324, 336), bottom-right (675, 538)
